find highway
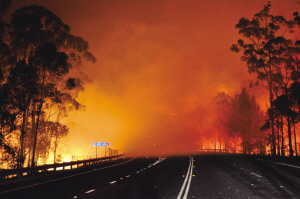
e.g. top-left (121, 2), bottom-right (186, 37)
top-left (1, 153), bottom-right (300, 199)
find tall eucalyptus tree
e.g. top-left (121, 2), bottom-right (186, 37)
top-left (231, 3), bottom-right (294, 155)
top-left (7, 5), bottom-right (96, 166)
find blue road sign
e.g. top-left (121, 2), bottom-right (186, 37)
top-left (93, 142), bottom-right (110, 147)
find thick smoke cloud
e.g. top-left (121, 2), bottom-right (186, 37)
top-left (8, 0), bottom-right (300, 158)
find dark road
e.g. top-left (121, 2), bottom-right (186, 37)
top-left (1, 154), bottom-right (300, 199)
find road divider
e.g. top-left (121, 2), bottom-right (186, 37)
top-left (177, 157), bottom-right (193, 199)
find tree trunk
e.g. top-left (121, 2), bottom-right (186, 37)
top-left (27, 148), bottom-right (31, 167)
top-left (281, 117), bottom-right (285, 156)
top-left (294, 123), bottom-right (298, 157)
top-left (31, 101), bottom-right (43, 166)
top-left (269, 87), bottom-right (276, 156)
top-left (287, 116), bottom-right (294, 157)
top-left (19, 109), bottom-right (27, 168)
top-left (277, 118), bottom-right (280, 156)
top-left (54, 130), bottom-right (58, 164)
top-left (214, 133), bottom-right (217, 152)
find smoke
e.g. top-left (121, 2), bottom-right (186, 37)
top-left (8, 0), bottom-right (300, 158)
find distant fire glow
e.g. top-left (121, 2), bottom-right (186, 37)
top-left (4, 0), bottom-right (299, 161)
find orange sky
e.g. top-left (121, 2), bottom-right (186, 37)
top-left (7, 0), bottom-right (300, 158)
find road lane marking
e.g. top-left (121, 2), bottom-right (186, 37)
top-left (250, 172), bottom-right (262, 178)
top-left (183, 157), bottom-right (193, 199)
top-left (257, 159), bottom-right (300, 169)
top-left (153, 157), bottom-right (165, 165)
top-left (177, 157), bottom-right (193, 199)
top-left (85, 189), bottom-right (95, 193)
top-left (109, 158), bottom-right (166, 186)
top-left (0, 158), bottom-right (135, 194)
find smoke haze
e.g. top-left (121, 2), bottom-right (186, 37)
top-left (6, 0), bottom-right (300, 157)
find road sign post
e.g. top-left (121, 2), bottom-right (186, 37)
top-left (93, 142), bottom-right (110, 158)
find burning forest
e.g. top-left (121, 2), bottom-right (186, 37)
top-left (1, 0), bottom-right (300, 169)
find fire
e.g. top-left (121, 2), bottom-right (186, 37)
top-left (2, 0), bottom-right (296, 165)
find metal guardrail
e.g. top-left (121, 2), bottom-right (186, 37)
top-left (197, 149), bottom-right (243, 153)
top-left (0, 154), bottom-right (123, 182)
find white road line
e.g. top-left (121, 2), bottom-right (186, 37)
top-left (257, 159), bottom-right (300, 169)
top-left (183, 157), bottom-right (193, 199)
top-left (0, 158), bottom-right (135, 194)
top-left (109, 158), bottom-right (166, 186)
top-left (250, 172), bottom-right (262, 178)
top-left (177, 159), bottom-right (191, 199)
top-left (177, 157), bottom-right (193, 199)
top-left (153, 158), bottom-right (165, 165)
top-left (85, 189), bottom-right (95, 194)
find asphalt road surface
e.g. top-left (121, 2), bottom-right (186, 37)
top-left (1, 153), bottom-right (300, 199)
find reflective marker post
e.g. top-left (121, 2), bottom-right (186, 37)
top-left (93, 142), bottom-right (110, 158)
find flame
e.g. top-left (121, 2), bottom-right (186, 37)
top-left (6, 0), bottom-right (298, 159)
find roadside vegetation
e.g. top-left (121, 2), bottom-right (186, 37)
top-left (1, 1), bottom-right (300, 169)
top-left (230, 2), bottom-right (300, 157)
top-left (0, 0), bottom-right (96, 168)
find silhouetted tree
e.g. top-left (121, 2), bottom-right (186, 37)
top-left (0, 0), bottom-right (11, 82)
top-left (231, 2), bottom-right (294, 155)
top-left (0, 5), bottom-right (96, 167)
top-left (44, 90), bottom-right (83, 163)
top-left (210, 92), bottom-right (233, 152)
top-left (273, 94), bottom-right (297, 156)
top-left (5, 60), bottom-right (38, 166)
top-left (228, 88), bottom-right (266, 154)
top-left (52, 123), bottom-right (68, 163)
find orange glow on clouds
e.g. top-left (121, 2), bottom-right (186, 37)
top-left (8, 0), bottom-right (300, 158)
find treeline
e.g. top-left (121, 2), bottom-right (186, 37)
top-left (231, 2), bottom-right (300, 157)
top-left (208, 89), bottom-right (267, 155)
top-left (0, 1), bottom-right (96, 168)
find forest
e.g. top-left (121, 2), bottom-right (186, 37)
top-left (231, 2), bottom-right (300, 157)
top-left (0, 0), bottom-right (96, 168)
top-left (1, 1), bottom-right (300, 169)
top-left (207, 2), bottom-right (300, 157)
